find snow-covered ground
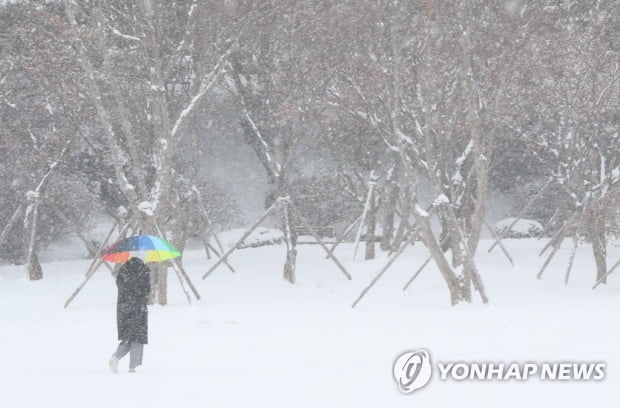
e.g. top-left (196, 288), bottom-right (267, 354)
top-left (1, 239), bottom-right (618, 407)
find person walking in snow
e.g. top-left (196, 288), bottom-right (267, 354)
top-left (109, 257), bottom-right (151, 373)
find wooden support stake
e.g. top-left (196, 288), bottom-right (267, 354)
top-left (592, 258), bottom-right (620, 289)
top-left (537, 243), bottom-right (561, 279)
top-left (484, 219), bottom-right (514, 265)
top-left (355, 207), bottom-right (439, 300)
top-left (488, 177), bottom-right (553, 253)
top-left (64, 221), bottom-right (130, 308)
top-left (172, 257), bottom-right (200, 301)
top-left (539, 220), bottom-right (570, 256)
top-left (538, 208), bottom-right (560, 240)
top-left (169, 260), bottom-right (193, 305)
top-left (194, 186), bottom-right (228, 255)
top-left (82, 219), bottom-right (120, 277)
top-left (402, 255), bottom-right (432, 291)
top-left (205, 216), bottom-right (227, 255)
top-left (203, 199), bottom-right (280, 279)
top-left (197, 214), bottom-right (235, 273)
top-left (287, 201), bottom-right (352, 280)
top-left (0, 204), bottom-right (25, 248)
top-left (325, 214), bottom-right (363, 259)
top-left (154, 222), bottom-right (201, 301)
top-left (352, 235), bottom-right (412, 308)
top-left (205, 242), bottom-right (236, 274)
top-left (45, 198), bottom-right (115, 273)
top-left (402, 234), bottom-right (452, 292)
top-left (564, 236), bottom-right (579, 286)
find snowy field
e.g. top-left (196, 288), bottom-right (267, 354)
top-left (1, 238), bottom-right (618, 407)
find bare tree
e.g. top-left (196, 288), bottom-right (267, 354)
top-left (58, 0), bottom-right (255, 303)
top-left (224, 0), bottom-right (332, 282)
top-left (500, 1), bottom-right (619, 284)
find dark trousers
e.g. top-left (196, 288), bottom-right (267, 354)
top-left (113, 341), bottom-right (144, 369)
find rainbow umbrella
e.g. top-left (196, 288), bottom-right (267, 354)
top-left (103, 235), bottom-right (181, 263)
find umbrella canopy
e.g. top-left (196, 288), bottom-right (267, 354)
top-left (103, 235), bottom-right (181, 263)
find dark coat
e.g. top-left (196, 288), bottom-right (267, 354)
top-left (116, 257), bottom-right (151, 344)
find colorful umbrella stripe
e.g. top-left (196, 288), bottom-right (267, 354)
top-left (103, 235), bottom-right (181, 263)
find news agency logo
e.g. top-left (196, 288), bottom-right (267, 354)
top-left (393, 349), bottom-right (607, 394)
top-left (392, 350), bottom-right (433, 393)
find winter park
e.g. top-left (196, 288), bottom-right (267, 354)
top-left (1, 1), bottom-right (619, 407)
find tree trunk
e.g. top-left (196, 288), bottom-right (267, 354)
top-left (380, 161), bottom-right (400, 251)
top-left (27, 251), bottom-right (43, 281)
top-left (438, 215), bottom-right (460, 266)
top-left (412, 205), bottom-right (460, 305)
top-left (439, 203), bottom-right (466, 268)
top-left (590, 212), bottom-right (607, 284)
top-left (282, 202), bottom-right (297, 284)
top-left (365, 192), bottom-right (377, 260)
top-left (24, 199), bottom-right (43, 281)
top-left (155, 265), bottom-right (168, 305)
top-left (391, 183), bottom-right (412, 252)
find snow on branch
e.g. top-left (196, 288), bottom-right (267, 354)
top-left (138, 201), bottom-right (154, 217)
top-left (415, 119), bottom-right (424, 137)
top-left (433, 194), bottom-right (450, 207)
top-left (414, 204), bottom-right (429, 218)
top-left (26, 191), bottom-right (40, 200)
top-left (171, 66), bottom-right (226, 137)
top-left (172, 14), bottom-right (251, 138)
top-left (243, 110), bottom-right (282, 177)
top-left (455, 140), bottom-right (473, 167)
top-left (108, 25), bottom-right (142, 42)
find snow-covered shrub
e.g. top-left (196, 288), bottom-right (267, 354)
top-left (218, 227), bottom-right (283, 249)
top-left (493, 218), bottom-right (544, 239)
